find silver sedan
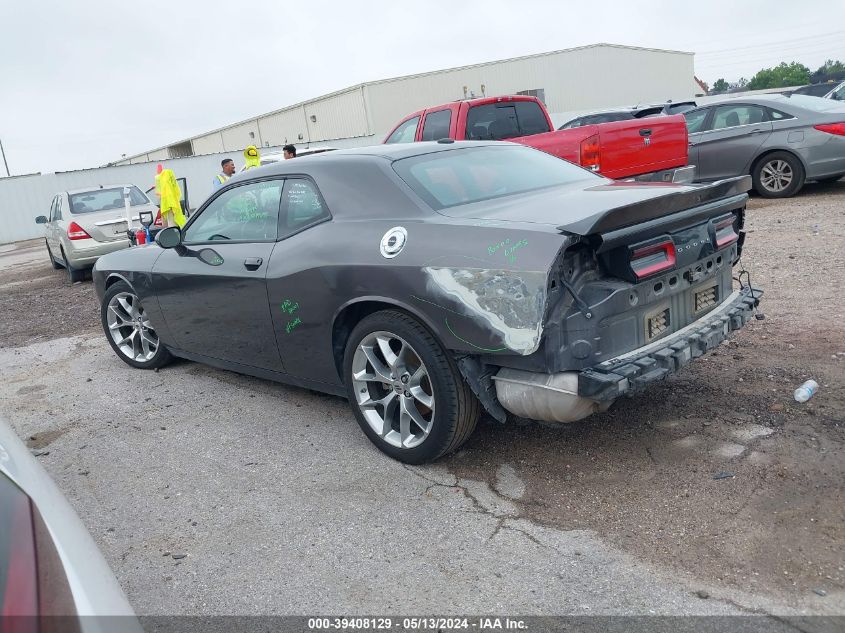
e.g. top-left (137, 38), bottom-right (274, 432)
top-left (35, 184), bottom-right (158, 282)
top-left (684, 94), bottom-right (845, 197)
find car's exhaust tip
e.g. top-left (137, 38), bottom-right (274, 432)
top-left (493, 368), bottom-right (611, 423)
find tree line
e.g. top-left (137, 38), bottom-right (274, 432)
top-left (710, 59), bottom-right (845, 94)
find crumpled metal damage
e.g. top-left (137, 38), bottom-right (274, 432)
top-left (423, 266), bottom-right (549, 355)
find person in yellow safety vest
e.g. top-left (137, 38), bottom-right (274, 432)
top-left (158, 169), bottom-right (186, 228)
top-left (241, 145), bottom-right (261, 171)
top-left (213, 158), bottom-right (235, 191)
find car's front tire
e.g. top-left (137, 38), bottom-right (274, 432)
top-left (101, 281), bottom-right (172, 369)
top-left (752, 151), bottom-right (805, 198)
top-left (343, 310), bottom-right (480, 464)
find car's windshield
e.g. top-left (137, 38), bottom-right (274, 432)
top-left (393, 145), bottom-right (598, 210)
top-left (69, 186), bottom-right (149, 214)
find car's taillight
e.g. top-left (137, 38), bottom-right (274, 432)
top-left (153, 210), bottom-right (162, 227)
top-left (714, 214), bottom-right (739, 248)
top-left (66, 222), bottom-right (91, 240)
top-left (0, 475), bottom-right (38, 622)
top-left (814, 122), bottom-right (845, 136)
top-left (630, 238), bottom-right (676, 279)
top-left (579, 133), bottom-right (601, 172)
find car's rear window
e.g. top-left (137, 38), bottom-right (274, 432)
top-left (786, 94), bottom-right (845, 112)
top-left (466, 101), bottom-right (551, 140)
top-left (393, 145), bottom-right (597, 210)
top-left (69, 186), bottom-right (149, 214)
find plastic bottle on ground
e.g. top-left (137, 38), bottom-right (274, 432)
top-left (794, 379), bottom-right (819, 403)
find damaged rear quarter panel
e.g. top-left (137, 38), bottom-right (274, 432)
top-left (407, 222), bottom-right (569, 356)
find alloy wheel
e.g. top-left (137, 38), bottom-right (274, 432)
top-left (106, 292), bottom-right (159, 362)
top-left (760, 159), bottom-right (793, 193)
top-left (351, 331), bottom-right (435, 449)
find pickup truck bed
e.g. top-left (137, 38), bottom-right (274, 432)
top-left (384, 95), bottom-right (689, 180)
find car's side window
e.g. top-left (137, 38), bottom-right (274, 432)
top-left (768, 108), bottom-right (795, 121)
top-left (684, 108), bottom-right (710, 133)
top-left (48, 197), bottom-right (57, 222)
top-left (184, 179), bottom-right (282, 243)
top-left (385, 116), bottom-right (420, 144)
top-left (711, 105), bottom-right (767, 130)
top-left (279, 179), bottom-right (330, 239)
top-left (55, 195), bottom-right (63, 221)
top-left (420, 110), bottom-right (452, 141)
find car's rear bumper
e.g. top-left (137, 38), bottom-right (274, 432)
top-left (65, 237), bottom-right (131, 268)
top-left (579, 285), bottom-right (761, 401)
top-left (800, 135), bottom-right (845, 179)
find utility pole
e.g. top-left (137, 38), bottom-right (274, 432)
top-left (0, 138), bottom-right (9, 177)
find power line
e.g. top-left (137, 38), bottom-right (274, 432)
top-left (696, 30), bottom-right (845, 56)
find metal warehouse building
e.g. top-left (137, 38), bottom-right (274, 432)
top-left (116, 43), bottom-right (700, 165)
top-left (1, 43), bottom-right (701, 243)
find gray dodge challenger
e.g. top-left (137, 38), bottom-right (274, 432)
top-left (93, 141), bottom-right (761, 463)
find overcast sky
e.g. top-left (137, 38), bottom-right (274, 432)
top-left (1, 0), bottom-right (843, 175)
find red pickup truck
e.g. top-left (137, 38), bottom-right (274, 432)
top-left (383, 95), bottom-right (690, 181)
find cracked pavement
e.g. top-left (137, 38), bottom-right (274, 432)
top-left (2, 184), bottom-right (844, 622)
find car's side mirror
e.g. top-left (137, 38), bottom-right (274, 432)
top-left (35, 216), bottom-right (47, 224)
top-left (155, 226), bottom-right (182, 249)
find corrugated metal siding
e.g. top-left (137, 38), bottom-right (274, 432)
top-left (258, 107), bottom-right (310, 146)
top-left (147, 148), bottom-right (170, 161)
top-left (302, 89), bottom-right (370, 142)
top-left (366, 46), bottom-right (695, 137)
top-left (192, 132), bottom-right (225, 156)
top-left (116, 45), bottom-right (696, 163)
top-left (220, 121), bottom-right (262, 151)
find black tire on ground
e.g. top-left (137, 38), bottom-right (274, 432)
top-left (752, 151), bottom-right (805, 198)
top-left (45, 240), bottom-right (61, 270)
top-left (60, 247), bottom-right (86, 283)
top-left (100, 280), bottom-right (173, 370)
top-left (343, 309), bottom-right (480, 464)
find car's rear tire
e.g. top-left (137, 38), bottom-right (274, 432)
top-left (60, 247), bottom-right (86, 283)
top-left (45, 240), bottom-right (61, 270)
top-left (343, 310), bottom-right (480, 464)
top-left (752, 151), bottom-right (805, 198)
top-left (101, 280), bottom-right (172, 369)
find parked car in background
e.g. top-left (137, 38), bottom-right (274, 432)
top-left (260, 146), bottom-right (337, 164)
top-left (788, 82), bottom-right (841, 98)
top-left (384, 95), bottom-right (690, 181)
top-left (558, 101), bottom-right (698, 129)
top-left (94, 142), bottom-right (759, 464)
top-left (683, 94), bottom-right (845, 197)
top-left (0, 418), bottom-right (142, 629)
top-left (35, 184), bottom-right (157, 282)
top-left (823, 80), bottom-right (845, 101)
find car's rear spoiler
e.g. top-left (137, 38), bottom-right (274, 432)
top-left (556, 176), bottom-right (752, 238)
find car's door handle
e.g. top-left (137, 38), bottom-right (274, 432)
top-left (244, 257), bottom-right (263, 270)
top-left (639, 128), bottom-right (652, 137)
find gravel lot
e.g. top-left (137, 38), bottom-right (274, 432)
top-left (0, 180), bottom-right (843, 619)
